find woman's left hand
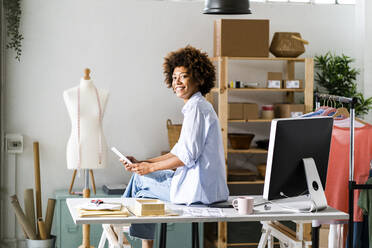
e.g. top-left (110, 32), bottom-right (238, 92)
top-left (131, 162), bottom-right (153, 175)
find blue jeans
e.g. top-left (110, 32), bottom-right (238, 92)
top-left (122, 170), bottom-right (174, 240)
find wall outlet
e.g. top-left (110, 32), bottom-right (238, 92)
top-left (5, 134), bottom-right (23, 154)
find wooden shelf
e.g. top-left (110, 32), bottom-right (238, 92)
top-left (212, 54), bottom-right (314, 247)
top-left (227, 180), bottom-right (265, 185)
top-left (228, 148), bottom-right (268, 154)
top-left (211, 87), bottom-right (304, 93)
top-left (210, 56), bottom-right (306, 62)
top-left (229, 119), bottom-right (272, 123)
top-left (229, 88), bottom-right (304, 92)
top-left (228, 169), bottom-right (256, 175)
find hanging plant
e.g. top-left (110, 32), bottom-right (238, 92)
top-left (3, 0), bottom-right (23, 61)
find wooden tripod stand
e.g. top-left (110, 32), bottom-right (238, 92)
top-left (69, 169), bottom-right (96, 248)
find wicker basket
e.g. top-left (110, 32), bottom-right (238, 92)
top-left (166, 119), bottom-right (182, 150)
top-left (257, 164), bottom-right (266, 179)
top-left (269, 32), bottom-right (307, 58)
top-left (228, 133), bottom-right (255, 149)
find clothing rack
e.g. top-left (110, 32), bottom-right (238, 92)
top-left (315, 93), bottom-right (372, 248)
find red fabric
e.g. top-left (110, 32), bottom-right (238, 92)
top-left (325, 124), bottom-right (372, 221)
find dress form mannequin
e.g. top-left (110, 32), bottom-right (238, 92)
top-left (63, 69), bottom-right (109, 248)
top-left (63, 69), bottom-right (109, 171)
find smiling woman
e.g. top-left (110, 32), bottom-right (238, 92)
top-left (163, 45), bottom-right (216, 96)
top-left (120, 46), bottom-right (228, 248)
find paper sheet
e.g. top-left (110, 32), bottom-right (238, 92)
top-left (79, 203), bottom-right (122, 211)
top-left (183, 208), bottom-right (225, 217)
top-left (79, 206), bottom-right (129, 217)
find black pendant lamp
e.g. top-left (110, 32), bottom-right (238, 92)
top-left (203, 0), bottom-right (251, 15)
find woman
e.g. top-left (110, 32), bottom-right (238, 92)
top-left (121, 46), bottom-right (229, 248)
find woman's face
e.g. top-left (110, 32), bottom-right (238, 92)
top-left (172, 66), bottom-right (199, 102)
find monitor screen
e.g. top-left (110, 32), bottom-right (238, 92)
top-left (263, 117), bottom-right (333, 201)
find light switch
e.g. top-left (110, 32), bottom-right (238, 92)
top-left (5, 134), bottom-right (23, 154)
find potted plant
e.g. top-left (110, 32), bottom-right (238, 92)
top-left (3, 0), bottom-right (23, 61)
top-left (314, 52), bottom-right (372, 117)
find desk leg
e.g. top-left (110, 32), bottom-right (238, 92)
top-left (192, 223), bottom-right (199, 248)
top-left (311, 224), bottom-right (320, 248)
top-left (159, 223), bottom-right (167, 248)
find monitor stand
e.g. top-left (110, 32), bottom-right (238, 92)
top-left (302, 157), bottom-right (328, 211)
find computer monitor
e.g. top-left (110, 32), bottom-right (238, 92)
top-left (263, 116), bottom-right (333, 210)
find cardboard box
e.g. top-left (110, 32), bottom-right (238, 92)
top-left (267, 80), bottom-right (281, 88)
top-left (229, 103), bottom-right (259, 120)
top-left (284, 79), bottom-right (302, 89)
top-left (268, 72), bottom-right (282, 81)
top-left (274, 104), bottom-right (305, 118)
top-left (267, 72), bottom-right (283, 88)
top-left (244, 103), bottom-right (259, 119)
top-left (214, 19), bottom-right (269, 57)
top-left (228, 103), bottom-right (244, 120)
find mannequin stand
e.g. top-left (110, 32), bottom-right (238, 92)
top-left (80, 169), bottom-right (94, 248)
top-left (69, 169), bottom-right (96, 195)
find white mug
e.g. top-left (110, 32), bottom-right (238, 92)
top-left (232, 196), bottom-right (254, 215)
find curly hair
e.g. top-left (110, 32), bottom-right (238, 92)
top-left (163, 46), bottom-right (215, 96)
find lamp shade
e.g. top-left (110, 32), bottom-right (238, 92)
top-left (203, 0), bottom-right (251, 15)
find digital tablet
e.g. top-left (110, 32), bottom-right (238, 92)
top-left (111, 147), bottom-right (132, 164)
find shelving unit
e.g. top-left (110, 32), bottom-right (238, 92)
top-left (207, 56), bottom-right (314, 248)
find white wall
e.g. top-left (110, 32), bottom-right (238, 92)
top-left (2, 0), bottom-right (357, 241)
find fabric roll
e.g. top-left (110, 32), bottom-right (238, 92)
top-left (10, 195), bottom-right (37, 240)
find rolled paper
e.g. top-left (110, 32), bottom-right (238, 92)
top-left (33, 142), bottom-right (42, 221)
top-left (37, 217), bottom-right (48, 240)
top-left (24, 188), bottom-right (36, 235)
top-left (44, 199), bottom-right (56, 237)
top-left (10, 195), bottom-right (37, 240)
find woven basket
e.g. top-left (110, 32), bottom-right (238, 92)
top-left (228, 133), bottom-right (255, 149)
top-left (269, 32), bottom-right (306, 58)
top-left (166, 119), bottom-right (182, 150)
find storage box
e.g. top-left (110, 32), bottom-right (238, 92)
top-left (244, 103), bottom-right (259, 119)
top-left (274, 104), bottom-right (305, 118)
top-left (228, 103), bottom-right (244, 120)
top-left (268, 72), bottom-right (282, 81)
top-left (267, 72), bottom-right (282, 88)
top-left (214, 19), bottom-right (269, 57)
top-left (229, 103), bottom-right (259, 120)
top-left (267, 80), bottom-right (281, 88)
top-left (284, 79), bottom-right (302, 89)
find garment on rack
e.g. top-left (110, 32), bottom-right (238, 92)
top-left (357, 177), bottom-right (372, 247)
top-left (325, 124), bottom-right (372, 222)
top-left (302, 108), bottom-right (365, 127)
top-left (334, 117), bottom-right (365, 128)
top-left (346, 219), bottom-right (369, 248)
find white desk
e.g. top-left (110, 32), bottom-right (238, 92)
top-left (67, 197), bottom-right (348, 248)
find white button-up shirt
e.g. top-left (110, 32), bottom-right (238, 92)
top-left (170, 92), bottom-right (229, 205)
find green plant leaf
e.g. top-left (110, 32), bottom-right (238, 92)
top-left (3, 0), bottom-right (23, 61)
top-left (314, 53), bottom-right (371, 117)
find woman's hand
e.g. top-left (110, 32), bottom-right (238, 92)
top-left (130, 162), bottom-right (153, 176)
top-left (120, 156), bottom-right (140, 172)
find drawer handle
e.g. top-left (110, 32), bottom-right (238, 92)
top-left (66, 224), bottom-right (79, 233)
top-left (167, 223), bottom-right (175, 231)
